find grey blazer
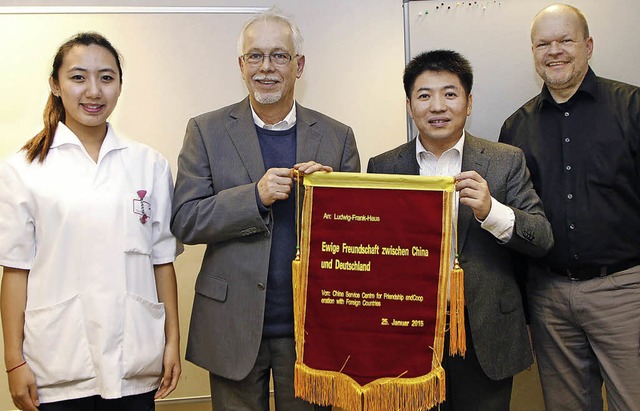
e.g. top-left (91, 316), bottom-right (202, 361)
top-left (171, 97), bottom-right (360, 380)
top-left (367, 133), bottom-right (553, 380)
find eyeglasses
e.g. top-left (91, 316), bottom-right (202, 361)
top-left (241, 52), bottom-right (296, 66)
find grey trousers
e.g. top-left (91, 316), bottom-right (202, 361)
top-left (210, 337), bottom-right (329, 411)
top-left (528, 265), bottom-right (640, 411)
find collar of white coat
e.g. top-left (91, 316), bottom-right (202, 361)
top-left (50, 122), bottom-right (128, 155)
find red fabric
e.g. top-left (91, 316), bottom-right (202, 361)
top-left (302, 187), bottom-right (445, 386)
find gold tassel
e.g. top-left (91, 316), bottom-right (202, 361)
top-left (448, 256), bottom-right (466, 356)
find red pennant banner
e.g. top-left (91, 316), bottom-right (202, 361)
top-left (293, 172), bottom-right (455, 411)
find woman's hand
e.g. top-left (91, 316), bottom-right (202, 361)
top-left (154, 340), bottom-right (181, 399)
top-left (8, 362), bottom-right (39, 411)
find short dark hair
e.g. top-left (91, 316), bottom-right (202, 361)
top-left (403, 49), bottom-right (473, 98)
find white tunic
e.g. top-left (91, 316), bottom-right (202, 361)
top-left (0, 123), bottom-right (180, 403)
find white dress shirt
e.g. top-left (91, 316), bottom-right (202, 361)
top-left (415, 131), bottom-right (515, 243)
top-left (251, 102), bottom-right (297, 130)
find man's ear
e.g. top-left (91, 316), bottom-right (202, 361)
top-left (296, 54), bottom-right (306, 79)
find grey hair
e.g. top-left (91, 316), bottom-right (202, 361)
top-left (236, 7), bottom-right (304, 56)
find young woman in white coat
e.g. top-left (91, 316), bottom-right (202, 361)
top-left (0, 32), bottom-right (181, 411)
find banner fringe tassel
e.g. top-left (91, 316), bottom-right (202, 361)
top-left (448, 258), bottom-right (466, 356)
top-left (295, 363), bottom-right (446, 411)
top-left (295, 363), bottom-right (363, 411)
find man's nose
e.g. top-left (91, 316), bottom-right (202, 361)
top-left (259, 54), bottom-right (275, 71)
top-left (430, 95), bottom-right (446, 111)
top-left (548, 41), bottom-right (564, 55)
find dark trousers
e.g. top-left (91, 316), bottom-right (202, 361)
top-left (37, 391), bottom-right (155, 411)
top-left (210, 337), bottom-right (329, 411)
top-left (430, 311), bottom-right (513, 411)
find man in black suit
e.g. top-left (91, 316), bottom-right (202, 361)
top-left (367, 50), bottom-right (553, 410)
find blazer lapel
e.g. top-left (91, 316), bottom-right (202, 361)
top-left (295, 104), bottom-right (322, 162)
top-left (458, 134), bottom-right (489, 251)
top-left (395, 141), bottom-right (420, 175)
top-left (226, 98), bottom-right (266, 183)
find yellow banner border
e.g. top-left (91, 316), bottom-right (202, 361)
top-left (303, 171), bottom-right (455, 192)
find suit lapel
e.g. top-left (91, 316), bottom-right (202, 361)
top-left (295, 104), bottom-right (322, 162)
top-left (395, 141), bottom-right (420, 175)
top-left (226, 98), bottom-right (266, 183)
top-left (458, 134), bottom-right (489, 251)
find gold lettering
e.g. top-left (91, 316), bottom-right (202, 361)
top-left (411, 246), bottom-right (429, 257)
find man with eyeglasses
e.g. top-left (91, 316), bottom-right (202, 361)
top-left (171, 8), bottom-right (360, 411)
top-left (499, 4), bottom-right (640, 410)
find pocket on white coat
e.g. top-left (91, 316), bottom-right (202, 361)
top-left (23, 295), bottom-right (96, 387)
top-left (122, 293), bottom-right (166, 378)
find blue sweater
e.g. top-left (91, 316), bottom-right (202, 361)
top-left (256, 125), bottom-right (297, 337)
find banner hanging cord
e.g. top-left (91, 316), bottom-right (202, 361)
top-left (294, 169), bottom-right (302, 261)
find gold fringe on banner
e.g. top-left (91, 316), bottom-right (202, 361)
top-left (295, 363), bottom-right (364, 411)
top-left (294, 362), bottom-right (446, 411)
top-left (362, 368), bottom-right (446, 411)
top-left (294, 363), bottom-right (446, 411)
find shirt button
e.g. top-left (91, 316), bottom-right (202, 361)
top-left (257, 283), bottom-right (266, 290)
top-left (566, 165), bottom-right (572, 171)
top-left (569, 224), bottom-right (575, 230)
top-left (567, 194), bottom-right (573, 199)
top-left (565, 137), bottom-right (571, 143)
top-left (264, 232), bottom-right (271, 238)
top-left (564, 112), bottom-right (570, 117)
top-left (573, 254), bottom-right (579, 260)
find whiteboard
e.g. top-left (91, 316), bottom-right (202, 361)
top-left (406, 0), bottom-right (640, 141)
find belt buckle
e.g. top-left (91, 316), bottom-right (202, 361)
top-left (565, 268), bottom-right (581, 281)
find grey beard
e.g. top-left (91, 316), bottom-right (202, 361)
top-left (253, 90), bottom-right (282, 104)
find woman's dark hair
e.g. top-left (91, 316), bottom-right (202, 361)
top-left (22, 32), bottom-right (123, 163)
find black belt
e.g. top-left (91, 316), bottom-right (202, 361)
top-left (548, 260), bottom-right (640, 281)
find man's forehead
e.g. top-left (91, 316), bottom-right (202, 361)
top-left (245, 20), bottom-right (291, 38)
top-left (532, 11), bottom-right (580, 37)
top-left (415, 71), bottom-right (462, 87)
top-left (243, 20), bottom-right (293, 48)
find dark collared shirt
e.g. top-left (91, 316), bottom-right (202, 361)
top-left (499, 68), bottom-right (640, 269)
